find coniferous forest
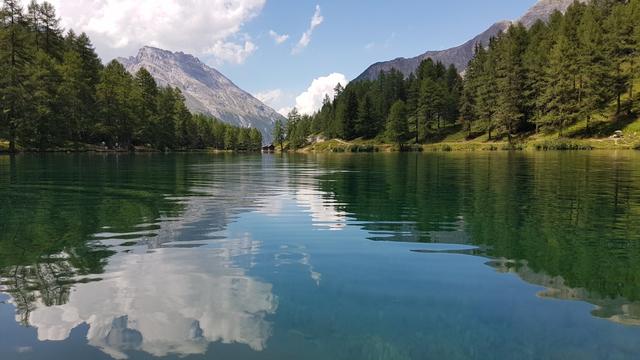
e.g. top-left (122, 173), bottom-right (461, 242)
top-left (0, 0), bottom-right (263, 153)
top-left (282, 0), bottom-right (640, 149)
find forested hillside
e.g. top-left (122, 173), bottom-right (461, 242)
top-left (284, 0), bottom-right (640, 150)
top-left (0, 0), bottom-right (262, 152)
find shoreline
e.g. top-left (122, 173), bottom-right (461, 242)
top-left (293, 137), bottom-right (640, 153)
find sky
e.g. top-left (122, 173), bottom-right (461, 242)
top-left (24, 0), bottom-right (539, 116)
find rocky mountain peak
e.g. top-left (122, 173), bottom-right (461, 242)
top-left (518, 0), bottom-right (585, 28)
top-left (355, 0), bottom-right (586, 81)
top-left (118, 47), bottom-right (283, 143)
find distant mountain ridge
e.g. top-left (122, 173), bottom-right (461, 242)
top-left (355, 0), bottom-right (583, 81)
top-left (118, 47), bottom-right (284, 143)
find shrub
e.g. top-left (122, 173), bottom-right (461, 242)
top-left (534, 139), bottom-right (593, 151)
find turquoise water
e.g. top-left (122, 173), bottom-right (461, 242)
top-left (1, 152), bottom-right (640, 359)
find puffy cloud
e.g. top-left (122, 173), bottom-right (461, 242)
top-left (292, 5), bottom-right (323, 54)
top-left (206, 39), bottom-right (257, 65)
top-left (277, 107), bottom-right (293, 117)
top-left (255, 89), bottom-right (294, 117)
top-left (22, 0), bottom-right (265, 64)
top-left (269, 30), bottom-right (289, 45)
top-left (293, 73), bottom-right (348, 115)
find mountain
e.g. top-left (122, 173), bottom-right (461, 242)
top-left (118, 47), bottom-right (284, 143)
top-left (355, 0), bottom-right (583, 81)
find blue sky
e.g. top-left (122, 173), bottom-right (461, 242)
top-left (221, 0), bottom-right (536, 114)
top-left (41, 0), bottom-right (539, 115)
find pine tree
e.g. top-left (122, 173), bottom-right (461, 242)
top-left (286, 107), bottom-right (304, 149)
top-left (96, 60), bottom-right (137, 148)
top-left (37, 2), bottom-right (63, 60)
top-left (605, 3), bottom-right (634, 114)
top-left (58, 50), bottom-right (91, 144)
top-left (273, 119), bottom-right (285, 151)
top-left (577, 4), bottom-right (613, 132)
top-left (356, 93), bottom-right (375, 138)
top-left (386, 100), bottom-right (408, 146)
top-left (26, 0), bottom-right (39, 51)
top-left (0, 0), bottom-right (31, 153)
top-left (405, 73), bottom-right (420, 142)
top-left (494, 24), bottom-right (528, 141)
top-left (155, 87), bottom-right (177, 150)
top-left (634, 0), bottom-right (640, 107)
top-left (224, 126), bottom-right (237, 150)
top-left (173, 89), bottom-right (196, 148)
top-left (342, 90), bottom-right (358, 140)
top-left (541, 34), bottom-right (577, 135)
top-left (24, 51), bottom-right (63, 150)
top-left (522, 20), bottom-right (552, 132)
top-left (133, 68), bottom-right (158, 145)
top-left (477, 39), bottom-right (499, 139)
top-left (249, 128), bottom-right (262, 150)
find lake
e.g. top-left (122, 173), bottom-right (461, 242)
top-left (1, 152), bottom-right (640, 360)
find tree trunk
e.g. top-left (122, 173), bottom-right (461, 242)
top-left (9, 123), bottom-right (16, 153)
top-left (617, 93), bottom-right (621, 115)
top-left (586, 115), bottom-right (590, 135)
top-left (616, 64), bottom-right (621, 115)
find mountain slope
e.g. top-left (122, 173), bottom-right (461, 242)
top-left (118, 47), bottom-right (284, 143)
top-left (355, 0), bottom-right (583, 81)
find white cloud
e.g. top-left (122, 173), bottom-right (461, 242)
top-left (206, 39), bottom-right (257, 65)
top-left (256, 89), bottom-right (284, 105)
top-left (22, 0), bottom-right (265, 64)
top-left (278, 107), bottom-right (293, 117)
top-left (293, 73), bottom-right (348, 115)
top-left (255, 89), bottom-right (294, 116)
top-left (292, 5), bottom-right (323, 54)
top-left (269, 30), bottom-right (289, 45)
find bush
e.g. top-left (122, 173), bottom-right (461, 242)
top-left (348, 144), bottom-right (376, 153)
top-left (534, 139), bottom-right (593, 151)
top-left (398, 144), bottom-right (423, 152)
top-left (441, 144), bottom-right (453, 152)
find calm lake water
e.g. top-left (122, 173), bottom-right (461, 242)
top-left (1, 152), bottom-right (640, 359)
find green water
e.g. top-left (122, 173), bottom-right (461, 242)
top-left (1, 152), bottom-right (640, 359)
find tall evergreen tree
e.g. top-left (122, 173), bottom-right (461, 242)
top-left (58, 50), bottom-right (91, 144)
top-left (386, 100), bottom-right (408, 146)
top-left (356, 93), bottom-right (376, 138)
top-left (133, 68), bottom-right (158, 144)
top-left (494, 24), bottom-right (528, 141)
top-left (0, 0), bottom-right (31, 153)
top-left (577, 4), bottom-right (613, 132)
top-left (37, 2), bottom-right (63, 60)
top-left (96, 60), bottom-right (137, 148)
top-left (23, 51), bottom-right (61, 150)
top-left (541, 34), bottom-right (577, 135)
top-left (273, 119), bottom-right (285, 151)
top-left (605, 3), bottom-right (634, 114)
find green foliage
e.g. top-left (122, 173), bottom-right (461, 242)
top-left (300, 0), bottom-right (640, 146)
top-left (533, 139), bottom-right (594, 151)
top-left (386, 100), bottom-right (408, 145)
top-left (0, 0), bottom-right (263, 152)
top-left (273, 119), bottom-right (285, 151)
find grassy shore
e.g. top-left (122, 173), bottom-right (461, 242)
top-left (298, 113), bottom-right (640, 153)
